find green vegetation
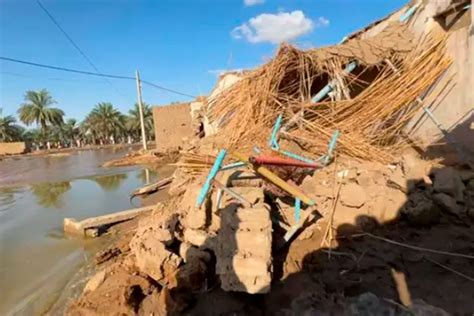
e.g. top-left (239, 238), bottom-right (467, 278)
top-left (0, 115), bottom-right (22, 142)
top-left (85, 102), bottom-right (127, 145)
top-left (17, 89), bottom-right (64, 148)
top-left (127, 103), bottom-right (154, 140)
top-left (1, 89), bottom-right (156, 150)
top-left (31, 181), bottom-right (71, 208)
top-left (92, 173), bottom-right (128, 191)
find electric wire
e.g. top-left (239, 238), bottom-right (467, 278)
top-left (36, 0), bottom-right (128, 98)
top-left (0, 56), bottom-right (196, 98)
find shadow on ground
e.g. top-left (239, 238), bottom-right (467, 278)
top-left (180, 164), bottom-right (474, 315)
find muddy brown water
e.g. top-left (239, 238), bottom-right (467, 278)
top-left (0, 147), bottom-right (167, 315)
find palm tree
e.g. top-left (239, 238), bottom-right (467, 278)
top-left (87, 102), bottom-right (126, 144)
top-left (17, 89), bottom-right (64, 148)
top-left (79, 116), bottom-right (95, 145)
top-left (22, 128), bottom-right (42, 150)
top-left (0, 115), bottom-right (22, 142)
top-left (48, 125), bottom-right (65, 148)
top-left (127, 103), bottom-right (154, 142)
top-left (62, 118), bottom-right (80, 147)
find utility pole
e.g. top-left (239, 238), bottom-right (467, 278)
top-left (135, 70), bottom-right (148, 151)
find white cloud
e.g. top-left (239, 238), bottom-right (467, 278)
top-left (232, 11), bottom-right (323, 44)
top-left (315, 16), bottom-right (330, 27)
top-left (244, 0), bottom-right (265, 6)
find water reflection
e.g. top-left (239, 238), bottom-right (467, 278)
top-left (92, 173), bottom-right (128, 191)
top-left (31, 181), bottom-right (71, 208)
top-left (135, 168), bottom-right (158, 184)
top-left (0, 187), bottom-right (23, 213)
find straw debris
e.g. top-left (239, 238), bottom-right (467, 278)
top-left (206, 25), bottom-right (451, 163)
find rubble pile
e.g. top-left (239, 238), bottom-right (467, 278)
top-left (299, 153), bottom-right (474, 231)
top-left (67, 1), bottom-right (474, 314)
top-left (68, 146), bottom-right (474, 314)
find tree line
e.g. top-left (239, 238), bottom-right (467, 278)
top-left (0, 89), bottom-right (154, 149)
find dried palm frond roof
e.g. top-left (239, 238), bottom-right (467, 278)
top-left (202, 22), bottom-right (451, 164)
top-left (304, 23), bottom-right (414, 66)
top-left (286, 34), bottom-right (452, 162)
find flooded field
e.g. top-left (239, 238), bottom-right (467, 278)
top-left (0, 147), bottom-right (169, 315)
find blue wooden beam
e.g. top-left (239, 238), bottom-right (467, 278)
top-left (196, 149), bottom-right (227, 208)
top-left (221, 161), bottom-right (246, 171)
top-left (400, 4), bottom-right (419, 22)
top-left (269, 113), bottom-right (283, 150)
top-left (294, 198), bottom-right (301, 224)
top-left (311, 62), bottom-right (358, 103)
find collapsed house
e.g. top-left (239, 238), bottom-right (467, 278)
top-left (199, 2), bottom-right (472, 164)
top-left (69, 2), bottom-right (474, 315)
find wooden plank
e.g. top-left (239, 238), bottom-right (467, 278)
top-left (131, 176), bottom-right (173, 197)
top-left (64, 205), bottom-right (154, 237)
top-left (232, 152), bottom-right (315, 206)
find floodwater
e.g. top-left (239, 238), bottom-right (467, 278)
top-left (0, 147), bottom-right (166, 315)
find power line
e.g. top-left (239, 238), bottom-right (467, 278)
top-left (142, 80), bottom-right (197, 99)
top-left (0, 56), bottom-right (196, 98)
top-left (0, 56), bottom-right (134, 79)
top-left (1, 71), bottom-right (105, 83)
top-left (36, 0), bottom-right (126, 98)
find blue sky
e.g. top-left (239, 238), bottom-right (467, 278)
top-left (1, 0), bottom-right (406, 122)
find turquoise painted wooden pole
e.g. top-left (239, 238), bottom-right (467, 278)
top-left (400, 4), bottom-right (419, 22)
top-left (269, 113), bottom-right (283, 150)
top-left (311, 62), bottom-right (358, 102)
top-left (196, 149), bottom-right (227, 208)
top-left (221, 161), bottom-right (246, 171)
top-left (294, 198), bottom-right (301, 224)
top-left (213, 179), bottom-right (252, 208)
top-left (320, 129), bottom-right (340, 165)
top-left (309, 4), bottom-right (419, 104)
top-left (281, 149), bottom-right (315, 164)
top-left (327, 130), bottom-right (340, 155)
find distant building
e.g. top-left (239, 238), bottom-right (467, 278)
top-left (152, 103), bottom-right (193, 152)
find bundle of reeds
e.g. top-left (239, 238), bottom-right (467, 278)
top-left (207, 45), bottom-right (352, 151)
top-left (206, 27), bottom-right (451, 163)
top-left (207, 24), bottom-right (415, 152)
top-left (172, 151), bottom-right (217, 176)
top-left (287, 34), bottom-right (452, 162)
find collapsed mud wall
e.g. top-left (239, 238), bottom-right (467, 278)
top-left (0, 142), bottom-right (27, 155)
top-left (410, 1), bottom-right (473, 158)
top-left (152, 103), bottom-right (193, 152)
top-left (204, 72), bottom-right (243, 136)
top-left (356, 1), bottom-right (473, 159)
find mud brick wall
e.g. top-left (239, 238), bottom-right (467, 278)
top-left (217, 204), bottom-right (273, 294)
top-left (152, 103), bottom-right (193, 152)
top-left (0, 142), bottom-right (27, 155)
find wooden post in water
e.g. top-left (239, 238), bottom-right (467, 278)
top-left (135, 70), bottom-right (148, 151)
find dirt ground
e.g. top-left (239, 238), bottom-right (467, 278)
top-left (68, 212), bottom-right (474, 315)
top-left (0, 143), bottom-right (143, 160)
top-left (266, 215), bottom-right (474, 314)
top-left (101, 148), bottom-right (179, 168)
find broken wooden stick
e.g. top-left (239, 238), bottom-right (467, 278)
top-left (425, 257), bottom-right (474, 282)
top-left (391, 268), bottom-right (412, 307)
top-left (64, 205), bottom-right (154, 237)
top-left (365, 233), bottom-right (474, 260)
top-left (131, 176), bottom-right (173, 197)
